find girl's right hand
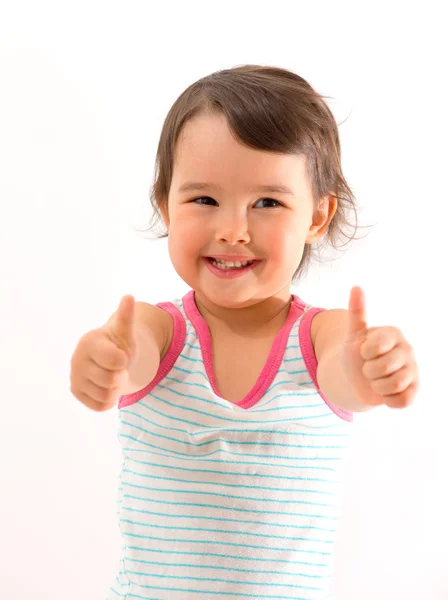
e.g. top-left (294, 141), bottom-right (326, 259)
top-left (70, 295), bottom-right (138, 411)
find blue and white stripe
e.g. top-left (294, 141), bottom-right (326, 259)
top-left (107, 297), bottom-right (352, 599)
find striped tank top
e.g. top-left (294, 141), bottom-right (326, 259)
top-left (106, 289), bottom-right (353, 600)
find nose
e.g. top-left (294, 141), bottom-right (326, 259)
top-left (215, 208), bottom-right (250, 245)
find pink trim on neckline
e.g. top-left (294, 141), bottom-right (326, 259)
top-left (182, 290), bottom-right (304, 410)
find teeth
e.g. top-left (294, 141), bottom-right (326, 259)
top-left (211, 258), bottom-right (254, 270)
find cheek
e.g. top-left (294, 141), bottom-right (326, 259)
top-left (167, 217), bottom-right (203, 263)
top-left (264, 222), bottom-right (296, 250)
top-left (171, 211), bottom-right (205, 236)
top-left (266, 222), bottom-right (305, 265)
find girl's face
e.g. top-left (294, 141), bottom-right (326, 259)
top-left (163, 112), bottom-right (335, 311)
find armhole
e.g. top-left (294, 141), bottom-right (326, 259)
top-left (117, 302), bottom-right (186, 409)
top-left (299, 307), bottom-right (353, 423)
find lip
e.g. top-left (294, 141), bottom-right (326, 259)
top-left (206, 254), bottom-right (259, 261)
top-left (203, 256), bottom-right (261, 279)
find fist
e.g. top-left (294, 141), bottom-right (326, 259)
top-left (341, 287), bottom-right (419, 409)
top-left (70, 295), bottom-right (137, 411)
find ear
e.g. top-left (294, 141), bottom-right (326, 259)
top-left (305, 194), bottom-right (337, 244)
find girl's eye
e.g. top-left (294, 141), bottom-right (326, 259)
top-left (191, 196), bottom-right (282, 208)
top-left (254, 198), bottom-right (282, 208)
top-left (192, 196), bottom-right (217, 206)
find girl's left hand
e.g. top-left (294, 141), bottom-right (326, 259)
top-left (340, 287), bottom-right (420, 408)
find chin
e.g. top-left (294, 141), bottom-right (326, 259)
top-left (199, 286), bottom-right (267, 310)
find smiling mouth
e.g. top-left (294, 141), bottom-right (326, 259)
top-left (204, 256), bottom-right (262, 277)
top-left (207, 257), bottom-right (260, 269)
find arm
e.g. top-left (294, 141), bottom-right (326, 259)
top-left (313, 309), bottom-right (375, 412)
top-left (106, 301), bottom-right (173, 396)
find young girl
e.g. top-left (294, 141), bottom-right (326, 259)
top-left (70, 65), bottom-right (419, 599)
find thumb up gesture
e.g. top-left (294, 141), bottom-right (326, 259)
top-left (105, 295), bottom-right (138, 361)
top-left (70, 295), bottom-right (139, 411)
top-left (340, 287), bottom-right (419, 409)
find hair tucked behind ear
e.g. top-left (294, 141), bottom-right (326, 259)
top-left (136, 64), bottom-right (373, 283)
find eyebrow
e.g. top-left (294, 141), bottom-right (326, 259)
top-left (177, 181), bottom-right (295, 196)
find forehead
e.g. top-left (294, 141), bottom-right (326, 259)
top-left (172, 113), bottom-right (309, 193)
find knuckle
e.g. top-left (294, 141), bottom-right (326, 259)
top-left (80, 392), bottom-right (110, 412)
top-left (106, 370), bottom-right (122, 389)
top-left (81, 329), bottom-right (99, 347)
top-left (392, 370), bottom-right (409, 393)
top-left (369, 341), bottom-right (382, 355)
top-left (362, 362), bottom-right (370, 377)
top-left (391, 380), bottom-right (403, 394)
top-left (376, 341), bottom-right (386, 354)
top-left (100, 389), bottom-right (114, 404)
top-left (83, 380), bottom-right (101, 402)
top-left (389, 378), bottom-right (402, 394)
top-left (379, 360), bottom-right (391, 377)
top-left (106, 346), bottom-right (127, 370)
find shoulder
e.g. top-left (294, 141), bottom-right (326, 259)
top-left (135, 301), bottom-right (175, 360)
top-left (310, 308), bottom-right (350, 363)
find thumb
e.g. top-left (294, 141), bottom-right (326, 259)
top-left (110, 294), bottom-right (136, 355)
top-left (347, 286), bottom-right (367, 341)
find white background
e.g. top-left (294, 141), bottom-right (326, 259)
top-left (1, 1), bottom-right (447, 598)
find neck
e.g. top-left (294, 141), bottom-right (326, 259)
top-left (193, 290), bottom-right (293, 336)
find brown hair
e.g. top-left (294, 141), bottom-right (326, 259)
top-left (138, 64), bottom-right (372, 282)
